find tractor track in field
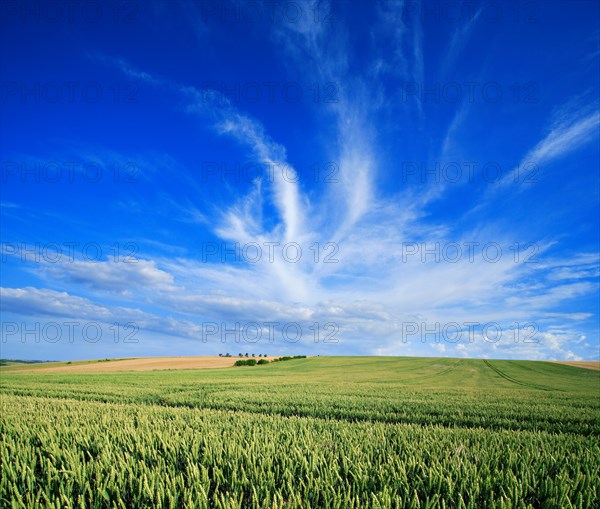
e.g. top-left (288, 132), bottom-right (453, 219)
top-left (483, 360), bottom-right (558, 392)
top-left (424, 359), bottom-right (465, 378)
top-left (399, 360), bottom-right (466, 382)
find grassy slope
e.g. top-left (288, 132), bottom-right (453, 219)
top-left (3, 355), bottom-right (597, 390)
top-left (2, 357), bottom-right (599, 434)
top-left (0, 358), bottom-right (135, 371)
top-left (2, 357), bottom-right (599, 507)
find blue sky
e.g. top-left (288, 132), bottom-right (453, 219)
top-left (1, 0), bottom-right (599, 361)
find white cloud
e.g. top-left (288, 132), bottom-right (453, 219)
top-left (40, 259), bottom-right (175, 294)
top-left (50, 38), bottom-right (599, 360)
top-left (499, 108), bottom-right (600, 188)
top-left (0, 287), bottom-right (202, 340)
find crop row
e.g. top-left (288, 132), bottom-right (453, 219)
top-left (1, 377), bottom-right (598, 436)
top-left (2, 395), bottom-right (598, 508)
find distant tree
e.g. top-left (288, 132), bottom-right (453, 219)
top-left (245, 353), bottom-right (249, 357)
top-left (252, 353), bottom-right (255, 357)
top-left (218, 353), bottom-right (222, 357)
top-left (239, 353), bottom-right (243, 357)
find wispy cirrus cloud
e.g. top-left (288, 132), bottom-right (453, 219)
top-left (439, 7), bottom-right (483, 77)
top-left (499, 106), bottom-right (600, 189)
top-left (31, 41), bottom-right (596, 359)
top-left (4, 5), bottom-right (598, 361)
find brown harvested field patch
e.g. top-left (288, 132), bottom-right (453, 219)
top-left (552, 361), bottom-right (600, 371)
top-left (3, 356), bottom-right (280, 373)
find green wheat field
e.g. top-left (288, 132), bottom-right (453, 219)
top-left (1, 357), bottom-right (599, 508)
